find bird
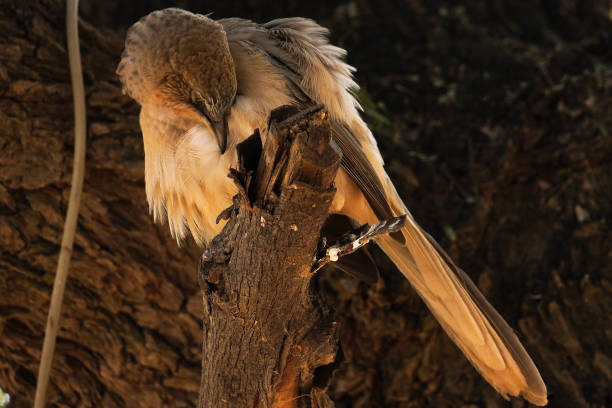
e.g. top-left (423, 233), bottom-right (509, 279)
top-left (117, 8), bottom-right (547, 406)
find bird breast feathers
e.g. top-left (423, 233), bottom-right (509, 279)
top-left (141, 108), bottom-right (237, 244)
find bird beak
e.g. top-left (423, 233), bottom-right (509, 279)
top-left (212, 115), bottom-right (228, 154)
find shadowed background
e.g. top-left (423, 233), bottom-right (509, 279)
top-left (0, 0), bottom-right (611, 407)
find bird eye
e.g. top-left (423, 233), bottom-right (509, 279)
top-left (189, 90), bottom-right (198, 101)
top-left (190, 90), bottom-right (203, 107)
top-left (190, 91), bottom-right (214, 123)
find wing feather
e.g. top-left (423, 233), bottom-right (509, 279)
top-left (220, 17), bottom-right (394, 221)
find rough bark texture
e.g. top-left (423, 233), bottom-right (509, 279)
top-left (0, 1), bottom-right (611, 408)
top-left (0, 1), bottom-right (203, 407)
top-left (197, 107), bottom-right (340, 408)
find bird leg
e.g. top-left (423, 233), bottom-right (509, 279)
top-left (313, 214), bottom-right (407, 273)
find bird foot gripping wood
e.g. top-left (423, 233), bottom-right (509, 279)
top-left (313, 214), bottom-right (407, 273)
top-left (214, 129), bottom-right (264, 224)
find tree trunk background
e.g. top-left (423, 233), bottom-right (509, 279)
top-left (0, 1), bottom-right (611, 407)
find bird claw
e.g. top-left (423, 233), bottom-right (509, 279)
top-left (215, 204), bottom-right (235, 224)
top-left (215, 188), bottom-right (256, 225)
top-left (312, 214), bottom-right (407, 273)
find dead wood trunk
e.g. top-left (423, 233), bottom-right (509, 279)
top-left (198, 107), bottom-right (340, 408)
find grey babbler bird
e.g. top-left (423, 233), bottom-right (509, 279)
top-left (117, 8), bottom-right (547, 406)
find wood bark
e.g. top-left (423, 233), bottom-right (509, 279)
top-left (198, 106), bottom-right (340, 408)
top-left (0, 1), bottom-right (204, 407)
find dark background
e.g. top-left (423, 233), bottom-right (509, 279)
top-left (0, 0), bottom-right (611, 407)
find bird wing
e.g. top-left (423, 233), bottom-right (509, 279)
top-left (219, 17), bottom-right (394, 222)
top-left (220, 17), bottom-right (547, 406)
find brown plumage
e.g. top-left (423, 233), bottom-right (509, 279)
top-left (118, 8), bottom-right (547, 405)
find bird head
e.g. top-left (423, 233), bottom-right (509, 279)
top-left (117, 8), bottom-right (236, 152)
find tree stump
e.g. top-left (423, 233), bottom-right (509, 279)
top-left (198, 106), bottom-right (340, 408)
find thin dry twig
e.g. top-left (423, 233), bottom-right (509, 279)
top-left (34, 0), bottom-right (87, 406)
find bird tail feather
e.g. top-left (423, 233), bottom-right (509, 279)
top-left (375, 211), bottom-right (547, 406)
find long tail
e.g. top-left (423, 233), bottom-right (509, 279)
top-left (375, 212), bottom-right (547, 405)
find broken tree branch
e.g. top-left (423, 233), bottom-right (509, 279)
top-left (198, 106), bottom-right (341, 408)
